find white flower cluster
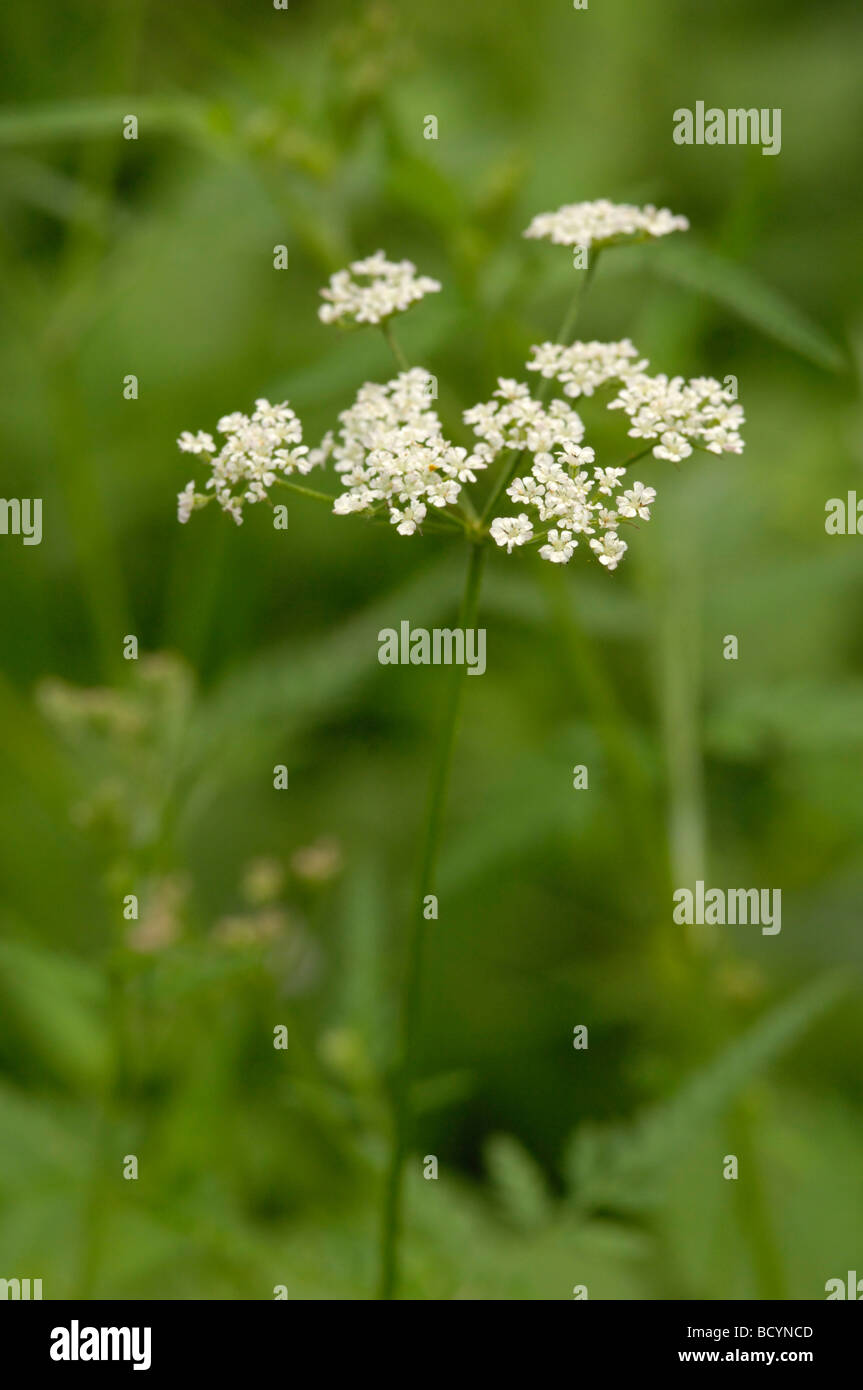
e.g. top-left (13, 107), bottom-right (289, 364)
top-left (328, 368), bottom-right (486, 535)
top-left (175, 203), bottom-right (746, 580)
top-left (524, 342), bottom-right (746, 462)
top-left (463, 378), bottom-right (586, 463)
top-left (177, 399), bottom-right (315, 525)
top-left (490, 442), bottom-right (655, 572)
top-left (523, 199), bottom-right (689, 249)
top-left (526, 339), bottom-right (646, 398)
top-left (318, 251), bottom-right (441, 327)
top-left (608, 373), bottom-right (745, 461)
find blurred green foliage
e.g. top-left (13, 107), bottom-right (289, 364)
top-left (1, 0), bottom-right (862, 1298)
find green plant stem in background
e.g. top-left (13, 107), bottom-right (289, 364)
top-left (541, 564), bottom-right (661, 879)
top-left (79, 950), bottom-right (126, 1296)
top-left (553, 251), bottom-right (600, 348)
top-left (378, 538), bottom-right (487, 1299)
top-left (727, 1096), bottom-right (787, 1299)
top-left (381, 319), bottom-right (410, 372)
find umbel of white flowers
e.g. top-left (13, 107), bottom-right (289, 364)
top-left (176, 200), bottom-right (745, 572)
top-left (522, 198), bottom-right (689, 248)
top-left (318, 251), bottom-right (441, 327)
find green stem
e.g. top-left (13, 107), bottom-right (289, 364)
top-left (381, 319), bottom-right (410, 372)
top-left (273, 480), bottom-right (467, 537)
top-left (377, 539), bottom-right (488, 1299)
top-left (553, 251), bottom-right (599, 348)
top-left (79, 946), bottom-right (126, 1296)
top-left (616, 444), bottom-right (655, 469)
top-left (728, 1097), bottom-right (787, 1299)
top-left (273, 479), bottom-right (336, 505)
top-left (478, 442), bottom-right (522, 528)
top-left (541, 565), bottom-right (662, 884)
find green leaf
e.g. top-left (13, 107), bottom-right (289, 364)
top-left (651, 242), bottom-right (846, 373)
top-left (0, 98), bottom-right (209, 146)
top-left (485, 1133), bottom-right (552, 1231)
top-left (566, 974), bottom-right (846, 1215)
top-left (0, 940), bottom-right (108, 1090)
top-left (707, 680), bottom-right (863, 758)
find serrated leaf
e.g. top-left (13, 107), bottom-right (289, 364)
top-left (485, 1133), bottom-right (552, 1230)
top-left (566, 974), bottom-right (845, 1216)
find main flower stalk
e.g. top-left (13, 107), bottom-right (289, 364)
top-left (376, 271), bottom-right (592, 1298)
top-left (377, 537), bottom-right (487, 1299)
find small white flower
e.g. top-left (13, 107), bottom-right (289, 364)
top-left (617, 481), bottom-right (656, 519)
top-left (392, 501), bottom-right (427, 536)
top-left (490, 514), bottom-right (534, 552)
top-left (333, 491), bottom-right (369, 515)
top-left (559, 442), bottom-right (595, 468)
top-left (178, 430), bottom-right (215, 454)
top-left (532, 458), bottom-right (566, 486)
top-left (539, 529), bottom-right (576, 564)
top-left (253, 398), bottom-right (300, 431)
top-left (177, 481), bottom-right (203, 523)
top-left (427, 476), bottom-right (460, 507)
top-left (507, 476), bottom-right (544, 505)
top-left (495, 378), bottom-right (531, 402)
top-left (306, 431), bottom-right (334, 469)
top-left (216, 413), bottom-right (247, 435)
top-left (589, 532), bottom-right (628, 570)
top-left (593, 466), bottom-right (626, 495)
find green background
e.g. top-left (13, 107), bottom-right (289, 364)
top-left (1, 0), bottom-right (861, 1299)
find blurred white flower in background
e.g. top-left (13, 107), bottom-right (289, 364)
top-left (318, 250), bottom-right (441, 326)
top-left (523, 198), bottom-right (689, 248)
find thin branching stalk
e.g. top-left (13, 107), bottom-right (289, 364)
top-left (479, 259), bottom-right (600, 526)
top-left (275, 480), bottom-right (337, 505)
top-left (553, 250), bottom-right (600, 347)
